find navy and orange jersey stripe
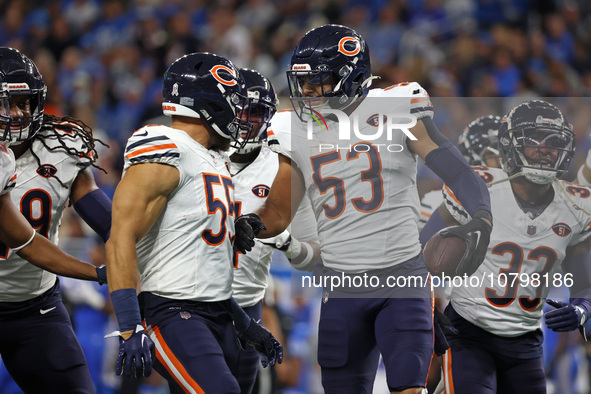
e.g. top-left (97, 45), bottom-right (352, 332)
top-left (125, 131), bottom-right (180, 164)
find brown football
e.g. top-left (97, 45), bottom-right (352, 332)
top-left (423, 227), bottom-right (467, 276)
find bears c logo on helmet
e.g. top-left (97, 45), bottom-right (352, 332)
top-left (338, 37), bottom-right (361, 56)
top-left (210, 65), bottom-right (238, 87)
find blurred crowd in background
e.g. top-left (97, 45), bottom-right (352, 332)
top-left (2, 0), bottom-right (591, 393)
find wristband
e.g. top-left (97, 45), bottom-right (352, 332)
top-left (283, 236), bottom-right (301, 260)
top-left (290, 241), bottom-right (315, 271)
top-left (111, 288), bottom-right (141, 332)
top-left (12, 229), bottom-right (36, 252)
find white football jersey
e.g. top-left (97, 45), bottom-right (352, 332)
top-left (124, 125), bottom-right (235, 302)
top-left (419, 189), bottom-right (443, 231)
top-left (267, 83), bottom-right (433, 273)
top-left (230, 147), bottom-right (279, 307)
top-left (0, 125), bottom-right (91, 301)
top-left (444, 167), bottom-right (591, 336)
top-left (0, 144), bottom-right (16, 194)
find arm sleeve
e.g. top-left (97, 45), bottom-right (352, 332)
top-left (425, 141), bottom-right (491, 217)
top-left (73, 189), bottom-right (112, 242)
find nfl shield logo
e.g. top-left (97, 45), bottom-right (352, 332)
top-left (172, 83), bottom-right (179, 96)
top-left (322, 290), bottom-right (329, 304)
top-left (527, 225), bottom-right (536, 236)
top-left (180, 311), bottom-right (191, 320)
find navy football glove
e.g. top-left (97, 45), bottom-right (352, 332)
top-left (96, 265), bottom-right (107, 285)
top-left (234, 214), bottom-right (266, 254)
top-left (106, 324), bottom-right (155, 379)
top-left (433, 306), bottom-right (458, 356)
top-left (237, 318), bottom-right (283, 367)
top-left (440, 210), bottom-right (492, 276)
top-left (545, 299), bottom-right (588, 332)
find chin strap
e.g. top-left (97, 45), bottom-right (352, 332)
top-left (360, 75), bottom-right (380, 90)
top-left (487, 171), bottom-right (525, 187)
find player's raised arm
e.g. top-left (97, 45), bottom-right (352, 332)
top-left (409, 118), bottom-right (492, 223)
top-left (410, 117), bottom-right (493, 272)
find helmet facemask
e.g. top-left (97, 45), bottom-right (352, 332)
top-left (500, 125), bottom-right (574, 184)
top-left (232, 97), bottom-right (275, 154)
top-left (4, 86), bottom-right (45, 145)
top-left (287, 64), bottom-right (368, 121)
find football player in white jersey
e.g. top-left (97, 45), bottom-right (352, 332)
top-left (422, 100), bottom-right (591, 393)
top-left (0, 80), bottom-right (101, 282)
top-left (233, 24), bottom-right (493, 394)
top-left (106, 53), bottom-right (282, 392)
top-left (230, 68), bottom-right (320, 393)
top-left (0, 47), bottom-right (111, 393)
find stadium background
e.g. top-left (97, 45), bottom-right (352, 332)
top-left (1, 0), bottom-right (591, 393)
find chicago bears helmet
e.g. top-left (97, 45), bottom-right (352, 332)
top-left (287, 24), bottom-right (372, 117)
top-left (162, 52), bottom-right (249, 146)
top-left (498, 100), bottom-right (575, 184)
top-left (0, 47), bottom-right (46, 144)
top-left (233, 68), bottom-right (278, 154)
top-left (457, 115), bottom-right (501, 166)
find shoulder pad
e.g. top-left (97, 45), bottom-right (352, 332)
top-left (267, 111), bottom-right (293, 159)
top-left (124, 125), bottom-right (181, 169)
top-left (369, 82), bottom-right (433, 120)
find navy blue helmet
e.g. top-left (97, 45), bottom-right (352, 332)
top-left (287, 24), bottom-right (372, 117)
top-left (0, 47), bottom-right (46, 144)
top-left (162, 52), bottom-right (250, 146)
top-left (233, 68), bottom-right (278, 154)
top-left (498, 100), bottom-right (575, 184)
top-left (457, 115), bottom-right (502, 166)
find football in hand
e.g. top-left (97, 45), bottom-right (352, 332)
top-left (423, 227), bottom-right (467, 276)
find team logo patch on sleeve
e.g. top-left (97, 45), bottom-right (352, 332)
top-left (366, 114), bottom-right (387, 127)
top-left (36, 164), bottom-right (57, 178)
top-left (552, 223), bottom-right (572, 237)
top-left (252, 184), bottom-right (270, 198)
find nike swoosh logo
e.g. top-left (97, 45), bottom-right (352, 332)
top-left (141, 334), bottom-right (146, 347)
top-left (255, 319), bottom-right (261, 324)
top-left (135, 131), bottom-right (148, 137)
top-left (40, 307), bottom-right (56, 315)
